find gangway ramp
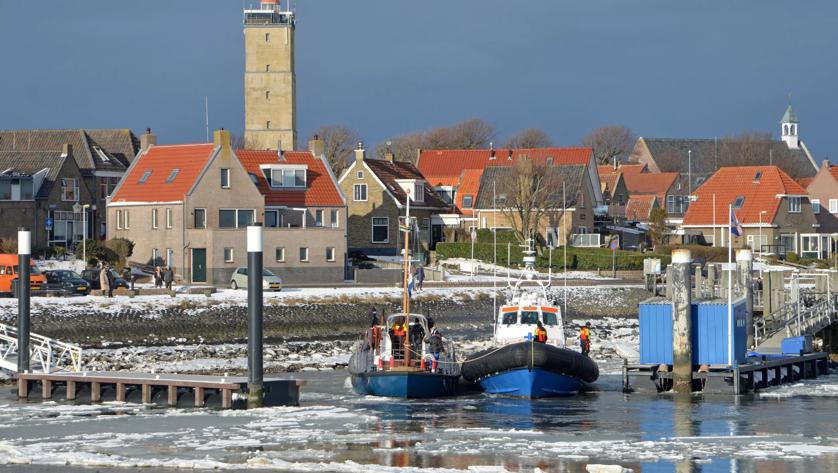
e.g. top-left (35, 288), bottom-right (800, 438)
top-left (0, 322), bottom-right (82, 374)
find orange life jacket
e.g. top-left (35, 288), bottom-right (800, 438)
top-left (580, 327), bottom-right (590, 342)
top-left (535, 328), bottom-right (547, 343)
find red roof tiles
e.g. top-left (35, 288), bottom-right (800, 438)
top-left (623, 172), bottom-right (678, 198)
top-left (626, 195), bottom-right (657, 222)
top-left (417, 147), bottom-right (592, 179)
top-left (683, 166), bottom-right (808, 226)
top-left (455, 169), bottom-right (483, 216)
top-left (236, 150), bottom-right (344, 207)
top-left (110, 144), bottom-right (215, 203)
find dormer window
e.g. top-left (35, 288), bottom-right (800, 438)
top-left (93, 145), bottom-right (111, 163)
top-left (413, 182), bottom-right (424, 203)
top-left (261, 164), bottom-right (307, 189)
top-left (753, 171), bottom-right (762, 183)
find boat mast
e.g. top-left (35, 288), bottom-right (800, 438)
top-left (402, 188), bottom-right (412, 367)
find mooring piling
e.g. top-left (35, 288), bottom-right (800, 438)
top-left (247, 223), bottom-right (264, 409)
top-left (17, 228), bottom-right (31, 374)
top-left (736, 249), bottom-right (754, 348)
top-left (671, 249), bottom-right (693, 394)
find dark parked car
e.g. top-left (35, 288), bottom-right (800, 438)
top-left (81, 269), bottom-right (129, 290)
top-left (43, 270), bottom-right (91, 296)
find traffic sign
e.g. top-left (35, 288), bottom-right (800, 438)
top-left (45, 218), bottom-right (53, 231)
top-left (610, 239), bottom-right (618, 251)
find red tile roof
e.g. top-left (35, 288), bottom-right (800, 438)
top-left (417, 147), bottom-right (592, 179)
top-left (110, 144), bottom-right (215, 203)
top-left (626, 195), bottom-right (657, 222)
top-left (623, 171), bottom-right (678, 198)
top-left (455, 169), bottom-right (483, 216)
top-left (236, 150), bottom-right (344, 207)
top-left (424, 175), bottom-right (460, 188)
top-left (683, 166), bottom-right (808, 226)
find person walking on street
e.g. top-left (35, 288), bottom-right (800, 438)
top-left (163, 266), bottom-right (174, 290)
top-left (99, 264), bottom-right (112, 297)
top-left (580, 322), bottom-right (592, 356)
top-left (154, 266), bottom-right (163, 288)
top-left (414, 265), bottom-right (425, 292)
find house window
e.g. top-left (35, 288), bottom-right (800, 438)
top-left (830, 199), bottom-right (838, 214)
top-left (166, 169), bottom-right (180, 183)
top-left (99, 177), bottom-right (117, 199)
top-left (61, 178), bottom-right (79, 201)
top-left (326, 247), bottom-right (336, 262)
top-left (265, 91), bottom-right (271, 100)
top-left (753, 171), bottom-right (762, 182)
top-left (265, 210), bottom-right (279, 228)
top-left (266, 121), bottom-right (272, 129)
top-left (268, 168), bottom-right (307, 188)
top-left (372, 217), bottom-right (389, 243)
top-left (315, 209), bottom-right (324, 227)
top-left (152, 209), bottom-right (158, 229)
top-left (299, 247), bottom-right (309, 262)
top-left (124, 210), bottom-right (130, 229)
top-left (116, 210), bottom-right (123, 230)
top-left (788, 197), bottom-right (801, 213)
top-left (733, 196), bottom-right (745, 209)
top-left (265, 64), bottom-right (271, 72)
top-left (223, 247), bottom-right (234, 263)
top-left (780, 234), bottom-right (796, 254)
top-left (357, 171), bottom-right (364, 179)
top-left (413, 183), bottom-right (424, 202)
top-left (462, 195), bottom-right (474, 209)
top-left (221, 168), bottom-right (230, 188)
top-left (330, 209), bottom-right (339, 228)
top-left (219, 209), bottom-right (255, 228)
top-left (138, 171), bottom-right (152, 184)
top-left (194, 208), bottom-right (206, 229)
top-left (152, 248), bottom-right (160, 266)
top-left (812, 199), bottom-right (820, 214)
top-left (354, 184), bottom-right (368, 201)
top-left (166, 208), bottom-right (173, 228)
top-left (275, 247), bottom-right (285, 262)
top-left (265, 33), bottom-right (270, 42)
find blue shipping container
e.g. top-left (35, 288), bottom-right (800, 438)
top-left (780, 335), bottom-right (813, 355)
top-left (639, 299), bottom-right (747, 366)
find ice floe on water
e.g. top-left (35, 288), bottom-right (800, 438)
top-left (759, 373), bottom-right (838, 399)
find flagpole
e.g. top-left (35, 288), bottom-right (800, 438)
top-left (728, 203), bottom-right (733, 367)
top-left (712, 194), bottom-right (716, 248)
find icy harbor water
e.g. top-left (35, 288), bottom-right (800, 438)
top-left (2, 369), bottom-right (838, 472)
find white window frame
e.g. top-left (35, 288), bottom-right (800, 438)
top-left (166, 208), bottom-right (173, 229)
top-left (326, 247), bottom-right (336, 262)
top-left (299, 247), bottom-right (309, 263)
top-left (152, 248), bottom-right (160, 265)
top-left (462, 195), bottom-right (474, 209)
top-left (124, 210), bottom-right (130, 229)
top-left (275, 247), bottom-right (285, 262)
top-left (221, 168), bottom-right (231, 189)
top-left (151, 208), bottom-right (158, 229)
top-left (61, 178), bottom-right (79, 202)
top-left (354, 183), bottom-right (368, 202)
top-left (330, 209), bottom-right (339, 228)
top-left (371, 217), bottom-right (389, 243)
top-left (788, 196), bottom-right (801, 213)
top-left (223, 247), bottom-right (234, 263)
top-left (830, 199), bottom-right (838, 214)
top-left (219, 208), bottom-right (255, 229)
top-left (116, 210), bottom-right (123, 230)
top-left (194, 208), bottom-right (206, 229)
top-left (315, 209), bottom-right (324, 227)
top-left (356, 171), bottom-right (364, 179)
top-left (413, 182), bottom-right (424, 203)
top-left (812, 199), bottom-right (820, 214)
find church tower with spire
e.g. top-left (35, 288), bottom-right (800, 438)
top-left (780, 104), bottom-right (799, 149)
top-left (243, 0), bottom-right (296, 151)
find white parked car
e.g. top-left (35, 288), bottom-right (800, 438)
top-left (230, 267), bottom-right (283, 291)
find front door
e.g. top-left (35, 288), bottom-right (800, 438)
top-left (431, 224), bottom-right (444, 250)
top-left (192, 248), bottom-right (206, 283)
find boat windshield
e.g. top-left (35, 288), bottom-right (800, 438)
top-left (520, 311), bottom-right (540, 325)
top-left (543, 312), bottom-right (558, 326)
top-left (502, 313), bottom-right (517, 325)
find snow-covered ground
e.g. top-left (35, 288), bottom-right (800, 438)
top-left (441, 258), bottom-right (615, 281)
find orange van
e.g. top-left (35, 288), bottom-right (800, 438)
top-left (0, 254), bottom-right (46, 295)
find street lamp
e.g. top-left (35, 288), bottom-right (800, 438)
top-left (687, 149), bottom-right (692, 195)
top-left (72, 203), bottom-right (90, 268)
top-left (758, 210), bottom-right (767, 254)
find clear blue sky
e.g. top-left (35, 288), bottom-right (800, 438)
top-left (1, 1), bottom-right (836, 161)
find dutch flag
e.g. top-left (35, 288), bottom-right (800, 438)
top-left (730, 210), bottom-right (743, 237)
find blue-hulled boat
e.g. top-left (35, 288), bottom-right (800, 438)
top-left (461, 248), bottom-right (598, 398)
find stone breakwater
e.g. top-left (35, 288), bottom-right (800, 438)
top-left (0, 287), bottom-right (649, 348)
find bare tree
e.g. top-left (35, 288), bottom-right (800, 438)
top-left (309, 125), bottom-right (361, 176)
top-left (496, 158), bottom-right (560, 248)
top-left (582, 125), bottom-right (636, 165)
top-left (504, 128), bottom-right (553, 149)
top-left (375, 118), bottom-right (497, 163)
top-left (648, 207), bottom-right (668, 249)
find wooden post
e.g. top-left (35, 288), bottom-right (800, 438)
top-left (736, 249), bottom-right (754, 348)
top-left (41, 380), bottom-right (52, 400)
top-left (167, 385), bottom-right (177, 407)
top-left (693, 263), bottom-right (703, 299)
top-left (141, 384), bottom-right (151, 404)
top-left (707, 264), bottom-right (717, 298)
top-left (91, 382), bottom-right (101, 402)
top-left (66, 380), bottom-right (76, 401)
top-left (17, 378), bottom-right (28, 399)
top-left (222, 389), bottom-right (232, 409)
top-left (194, 387), bottom-right (205, 408)
top-left (671, 249), bottom-right (693, 394)
top-left (116, 383), bottom-right (126, 402)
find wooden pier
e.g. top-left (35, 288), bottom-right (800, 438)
top-left (623, 352), bottom-right (830, 395)
top-left (17, 371), bottom-right (305, 409)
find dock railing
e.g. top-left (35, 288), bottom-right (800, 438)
top-left (0, 323), bottom-right (82, 374)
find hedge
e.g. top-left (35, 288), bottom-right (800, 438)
top-left (436, 242), bottom-right (670, 271)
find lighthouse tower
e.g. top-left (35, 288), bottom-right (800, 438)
top-left (244, 0), bottom-right (296, 151)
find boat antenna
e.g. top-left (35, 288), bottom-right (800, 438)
top-left (563, 181), bottom-right (567, 317)
top-left (492, 178), bottom-right (497, 338)
top-left (401, 187), bottom-right (412, 367)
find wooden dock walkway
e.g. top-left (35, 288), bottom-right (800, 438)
top-left (623, 352), bottom-right (830, 395)
top-left (17, 371), bottom-right (305, 409)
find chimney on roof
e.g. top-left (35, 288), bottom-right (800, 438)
top-left (61, 144), bottom-right (73, 158)
top-left (308, 134), bottom-right (325, 158)
top-left (489, 142), bottom-right (496, 160)
top-left (384, 141), bottom-right (395, 163)
top-left (823, 160), bottom-right (830, 170)
top-left (613, 156), bottom-right (618, 171)
top-left (278, 148), bottom-right (285, 161)
top-left (213, 129), bottom-right (231, 150)
top-left (507, 150), bottom-right (513, 161)
top-left (354, 142), bottom-right (365, 163)
top-left (140, 128), bottom-right (157, 151)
